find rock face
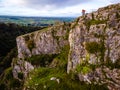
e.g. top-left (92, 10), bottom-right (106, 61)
top-left (67, 3), bottom-right (120, 89)
top-left (12, 59), bottom-right (34, 79)
top-left (78, 67), bottom-right (120, 90)
top-left (15, 3), bottom-right (120, 89)
top-left (15, 23), bottom-right (70, 80)
top-left (67, 3), bottom-right (120, 72)
top-left (17, 23), bottom-right (70, 59)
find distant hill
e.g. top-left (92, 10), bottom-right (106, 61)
top-left (0, 16), bottom-right (75, 26)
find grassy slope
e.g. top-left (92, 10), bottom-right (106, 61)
top-left (24, 45), bottom-right (108, 90)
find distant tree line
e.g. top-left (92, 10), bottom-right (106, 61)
top-left (0, 23), bottom-right (46, 57)
top-left (0, 22), bottom-right (46, 74)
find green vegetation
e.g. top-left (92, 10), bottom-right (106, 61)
top-left (27, 40), bottom-right (35, 51)
top-left (0, 67), bottom-right (23, 90)
top-left (24, 67), bottom-right (108, 90)
top-left (0, 22), bottom-right (45, 89)
top-left (53, 45), bottom-right (70, 69)
top-left (71, 22), bottom-right (78, 29)
top-left (24, 35), bottom-right (36, 52)
top-left (76, 65), bottom-right (91, 74)
top-left (85, 42), bottom-right (103, 54)
top-left (26, 54), bottom-right (57, 67)
top-left (85, 19), bottom-right (106, 31)
top-left (24, 35), bottom-right (30, 41)
top-left (0, 23), bottom-right (44, 57)
top-left (0, 17), bottom-right (74, 90)
top-left (24, 45), bottom-right (108, 90)
top-left (88, 20), bottom-right (106, 25)
top-left (92, 13), bottom-right (95, 20)
top-left (0, 47), bottom-right (17, 75)
top-left (89, 20), bottom-right (106, 25)
top-left (18, 72), bottom-right (24, 80)
top-left (85, 41), bottom-right (106, 64)
top-left (0, 16), bottom-right (74, 26)
top-left (105, 58), bottom-right (120, 69)
top-left (76, 54), bottom-right (97, 75)
top-left (116, 12), bottom-right (120, 18)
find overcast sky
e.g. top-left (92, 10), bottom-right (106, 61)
top-left (0, 0), bottom-right (120, 17)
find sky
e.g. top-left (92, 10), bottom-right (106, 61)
top-left (0, 0), bottom-right (120, 17)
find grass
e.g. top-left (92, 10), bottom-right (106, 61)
top-left (85, 42), bottom-right (102, 54)
top-left (0, 67), bottom-right (23, 90)
top-left (24, 66), bottom-right (108, 90)
top-left (76, 65), bottom-right (91, 74)
top-left (85, 19), bottom-right (106, 31)
top-left (26, 54), bottom-right (57, 67)
top-left (24, 45), bottom-right (108, 90)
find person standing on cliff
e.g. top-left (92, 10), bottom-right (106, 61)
top-left (82, 9), bottom-right (86, 16)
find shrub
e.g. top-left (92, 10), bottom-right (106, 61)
top-left (24, 35), bottom-right (30, 41)
top-left (26, 54), bottom-right (57, 67)
top-left (76, 64), bottom-right (91, 74)
top-left (27, 40), bottom-right (35, 51)
top-left (85, 42), bottom-right (101, 54)
top-left (89, 20), bottom-right (106, 25)
top-left (0, 67), bottom-right (23, 90)
top-left (18, 72), bottom-right (24, 80)
top-left (92, 13), bottom-right (94, 20)
top-left (116, 12), bottom-right (120, 18)
top-left (49, 45), bottom-right (70, 69)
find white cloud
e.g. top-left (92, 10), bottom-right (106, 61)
top-left (0, 0), bottom-right (119, 17)
top-left (0, 0), bottom-right (26, 7)
top-left (109, 0), bottom-right (120, 3)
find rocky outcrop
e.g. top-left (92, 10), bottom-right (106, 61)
top-left (68, 3), bottom-right (120, 72)
top-left (17, 23), bottom-right (70, 59)
top-left (67, 3), bottom-right (120, 89)
top-left (15, 23), bottom-right (70, 80)
top-left (78, 66), bottom-right (120, 90)
top-left (12, 59), bottom-right (34, 80)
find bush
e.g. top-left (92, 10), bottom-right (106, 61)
top-left (26, 54), bottom-right (57, 67)
top-left (18, 72), bottom-right (24, 80)
top-left (27, 40), bottom-right (35, 51)
top-left (24, 35), bottom-right (30, 41)
top-left (85, 42), bottom-right (101, 54)
top-left (54, 45), bottom-right (70, 69)
top-left (90, 20), bottom-right (106, 25)
top-left (0, 67), bottom-right (23, 90)
top-left (76, 65), bottom-right (91, 74)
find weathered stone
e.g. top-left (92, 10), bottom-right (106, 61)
top-left (12, 59), bottom-right (34, 79)
top-left (17, 24), bottom-right (70, 59)
top-left (67, 3), bottom-right (120, 89)
top-left (67, 3), bottom-right (120, 73)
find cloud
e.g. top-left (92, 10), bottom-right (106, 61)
top-left (25, 0), bottom-right (91, 10)
top-left (0, 0), bottom-right (120, 17)
top-left (109, 0), bottom-right (120, 3)
top-left (0, 0), bottom-right (26, 8)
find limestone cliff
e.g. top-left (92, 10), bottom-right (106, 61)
top-left (15, 3), bottom-right (120, 90)
top-left (17, 23), bottom-right (70, 59)
top-left (68, 3), bottom-right (120, 72)
top-left (67, 3), bottom-right (120, 89)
